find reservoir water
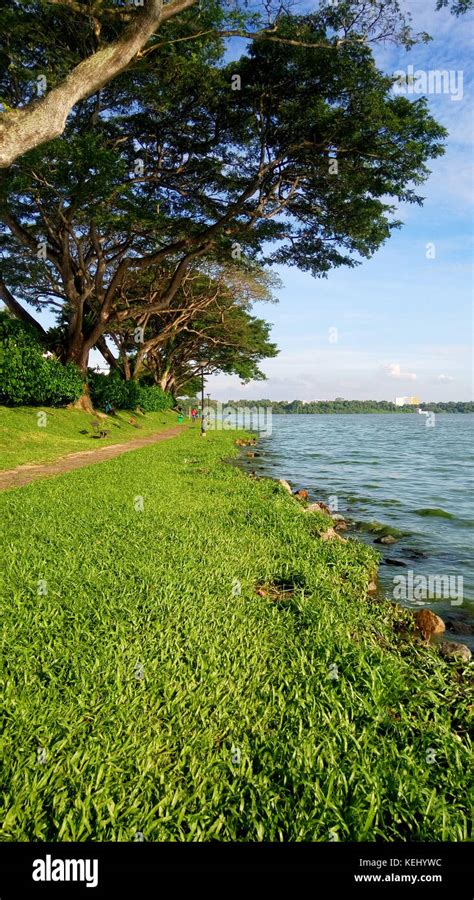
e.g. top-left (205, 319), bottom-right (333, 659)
top-left (244, 413), bottom-right (474, 646)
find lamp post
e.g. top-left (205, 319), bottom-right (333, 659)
top-left (195, 361), bottom-right (210, 436)
top-left (201, 367), bottom-right (205, 435)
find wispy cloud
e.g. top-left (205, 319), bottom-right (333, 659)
top-left (384, 363), bottom-right (417, 381)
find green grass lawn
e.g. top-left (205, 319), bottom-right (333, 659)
top-left (0, 405), bottom-right (181, 470)
top-left (0, 428), bottom-right (472, 841)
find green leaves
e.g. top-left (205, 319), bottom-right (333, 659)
top-left (0, 312), bottom-right (84, 406)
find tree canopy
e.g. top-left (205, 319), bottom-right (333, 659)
top-left (0, 10), bottom-right (446, 375)
top-left (2, 0), bottom-right (450, 166)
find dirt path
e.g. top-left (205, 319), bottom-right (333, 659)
top-left (0, 426), bottom-right (185, 491)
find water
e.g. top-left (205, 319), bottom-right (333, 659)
top-left (245, 413), bottom-right (474, 646)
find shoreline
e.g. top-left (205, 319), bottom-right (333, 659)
top-left (234, 435), bottom-right (473, 659)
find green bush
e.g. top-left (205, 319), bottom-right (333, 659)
top-left (0, 312), bottom-right (84, 406)
top-left (88, 372), bottom-right (173, 412)
top-left (136, 384), bottom-right (173, 412)
top-left (88, 372), bottom-right (141, 410)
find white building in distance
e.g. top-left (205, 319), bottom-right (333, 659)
top-left (395, 395), bottom-right (420, 406)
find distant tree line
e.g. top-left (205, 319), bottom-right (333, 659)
top-left (217, 400), bottom-right (474, 414)
top-left (419, 401), bottom-right (474, 414)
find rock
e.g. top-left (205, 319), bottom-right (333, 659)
top-left (438, 641), bottom-right (472, 662)
top-left (320, 527), bottom-right (347, 543)
top-left (278, 479), bottom-right (292, 494)
top-left (374, 534), bottom-right (397, 545)
top-left (333, 519), bottom-right (348, 532)
top-left (294, 489), bottom-right (309, 501)
top-left (306, 501), bottom-right (330, 514)
top-left (236, 437), bottom-right (257, 447)
top-left (330, 512), bottom-right (348, 531)
top-left (384, 558), bottom-right (407, 567)
top-left (246, 451), bottom-right (256, 458)
top-left (414, 609), bottom-right (445, 640)
top-left (367, 580), bottom-right (378, 594)
top-left (404, 548), bottom-right (428, 560)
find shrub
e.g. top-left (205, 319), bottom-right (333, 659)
top-left (136, 384), bottom-right (173, 412)
top-left (88, 372), bottom-right (141, 410)
top-left (0, 312), bottom-right (84, 406)
top-left (88, 372), bottom-right (173, 412)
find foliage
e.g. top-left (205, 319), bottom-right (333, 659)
top-left (0, 311), bottom-right (83, 406)
top-left (117, 263), bottom-right (279, 394)
top-left (101, 260), bottom-right (279, 389)
top-left (419, 401), bottom-right (474, 413)
top-left (88, 371), bottom-right (141, 410)
top-left (0, 429), bottom-right (471, 840)
top-left (0, 9), bottom-right (446, 369)
top-left (136, 384), bottom-right (174, 412)
top-left (88, 370), bottom-right (173, 411)
top-left (436, 0), bottom-right (474, 14)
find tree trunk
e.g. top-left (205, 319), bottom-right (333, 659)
top-left (67, 382), bottom-right (95, 414)
top-left (66, 339), bottom-right (89, 373)
top-left (159, 372), bottom-right (175, 393)
top-left (122, 354), bottom-right (132, 381)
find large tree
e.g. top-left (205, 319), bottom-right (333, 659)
top-left (0, 0), bottom-right (199, 168)
top-left (0, 11), bottom-right (445, 372)
top-left (144, 303), bottom-right (278, 397)
top-left (101, 261), bottom-right (279, 381)
top-left (100, 260), bottom-right (279, 386)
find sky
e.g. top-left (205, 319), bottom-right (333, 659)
top-left (209, 0), bottom-right (474, 402)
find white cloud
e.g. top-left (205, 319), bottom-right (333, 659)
top-left (384, 363), bottom-right (417, 381)
top-left (437, 373), bottom-right (455, 381)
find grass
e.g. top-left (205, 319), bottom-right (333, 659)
top-left (0, 427), bottom-right (472, 842)
top-left (0, 405), bottom-right (180, 470)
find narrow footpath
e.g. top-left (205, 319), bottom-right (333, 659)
top-left (0, 426), bottom-right (184, 491)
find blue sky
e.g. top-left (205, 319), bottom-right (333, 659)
top-left (210, 0), bottom-right (474, 402)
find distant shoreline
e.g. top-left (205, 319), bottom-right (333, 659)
top-left (218, 401), bottom-right (474, 415)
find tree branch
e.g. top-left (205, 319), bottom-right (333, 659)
top-left (0, 0), bottom-right (198, 168)
top-left (0, 279), bottom-right (48, 337)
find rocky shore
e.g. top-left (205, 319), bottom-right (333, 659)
top-left (235, 437), bottom-right (473, 663)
